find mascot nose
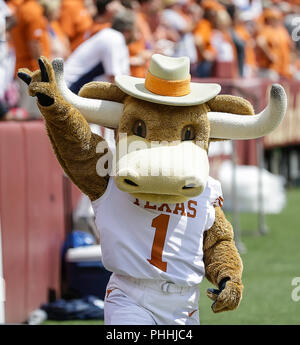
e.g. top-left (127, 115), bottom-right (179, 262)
top-left (114, 140), bottom-right (209, 198)
top-left (115, 172), bottom-right (204, 197)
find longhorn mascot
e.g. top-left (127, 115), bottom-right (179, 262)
top-left (18, 54), bottom-right (287, 325)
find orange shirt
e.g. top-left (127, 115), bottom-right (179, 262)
top-left (59, 0), bottom-right (93, 52)
top-left (193, 19), bottom-right (215, 62)
top-left (11, 0), bottom-right (50, 73)
top-left (128, 12), bottom-right (152, 78)
top-left (194, 19), bottom-right (212, 46)
top-left (128, 39), bottom-right (147, 78)
top-left (256, 24), bottom-right (292, 78)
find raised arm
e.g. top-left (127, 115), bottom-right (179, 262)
top-left (18, 57), bottom-right (109, 201)
top-left (203, 206), bottom-right (243, 313)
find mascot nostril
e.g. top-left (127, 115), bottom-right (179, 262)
top-left (182, 185), bottom-right (196, 189)
top-left (124, 179), bottom-right (138, 187)
top-left (18, 53), bottom-right (287, 325)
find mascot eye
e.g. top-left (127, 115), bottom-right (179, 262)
top-left (181, 125), bottom-right (196, 141)
top-left (133, 120), bottom-right (147, 138)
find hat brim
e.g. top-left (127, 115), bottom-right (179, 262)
top-left (115, 76), bottom-right (221, 106)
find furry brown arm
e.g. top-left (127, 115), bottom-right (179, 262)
top-left (18, 57), bottom-right (109, 201)
top-left (43, 107), bottom-right (109, 201)
top-left (203, 206), bottom-right (243, 313)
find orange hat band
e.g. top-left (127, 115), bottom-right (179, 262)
top-left (145, 71), bottom-right (191, 97)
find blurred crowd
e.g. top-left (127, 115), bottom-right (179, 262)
top-left (1, 0), bottom-right (300, 120)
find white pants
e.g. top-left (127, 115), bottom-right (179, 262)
top-left (104, 273), bottom-right (200, 325)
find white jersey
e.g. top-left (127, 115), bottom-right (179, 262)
top-left (92, 176), bottom-right (223, 287)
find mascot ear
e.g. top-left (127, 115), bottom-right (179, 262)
top-left (79, 82), bottom-right (128, 104)
top-left (207, 95), bottom-right (255, 116)
top-left (207, 95), bottom-right (255, 142)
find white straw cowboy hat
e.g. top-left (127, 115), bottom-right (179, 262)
top-left (115, 54), bottom-right (221, 106)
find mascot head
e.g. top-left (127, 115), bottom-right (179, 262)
top-left (52, 54), bottom-right (287, 203)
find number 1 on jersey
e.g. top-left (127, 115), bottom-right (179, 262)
top-left (148, 214), bottom-right (170, 272)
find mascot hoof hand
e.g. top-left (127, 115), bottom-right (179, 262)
top-left (18, 57), bottom-right (56, 107)
top-left (206, 278), bottom-right (243, 313)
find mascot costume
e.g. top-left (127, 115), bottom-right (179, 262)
top-left (18, 54), bottom-right (287, 325)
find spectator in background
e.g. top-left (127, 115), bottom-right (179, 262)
top-left (4, 0), bottom-right (300, 86)
top-left (63, 7), bottom-right (136, 150)
top-left (193, 0), bottom-right (223, 77)
top-left (39, 0), bottom-right (70, 60)
top-left (11, 0), bottom-right (50, 73)
top-left (0, 0), bottom-right (13, 100)
top-left (86, 0), bottom-right (123, 37)
top-left (59, 0), bottom-right (93, 52)
top-left (1, 0), bottom-right (10, 111)
top-left (161, 0), bottom-right (197, 63)
top-left (127, 0), bottom-right (155, 78)
top-left (234, 9), bottom-right (257, 78)
top-left (210, 8), bottom-right (238, 76)
top-left (225, 4), bottom-right (246, 77)
top-left (10, 0), bottom-right (50, 118)
top-left (64, 9), bottom-right (135, 93)
top-left (233, 0), bottom-right (262, 21)
top-left (135, 0), bottom-right (157, 49)
top-left (85, 0), bottom-right (98, 17)
top-left (139, 0), bottom-right (178, 56)
top-left (256, 7), bottom-right (293, 80)
top-left (145, 0), bottom-right (163, 33)
top-left (0, 0), bottom-right (28, 121)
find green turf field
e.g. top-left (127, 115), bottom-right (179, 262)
top-left (200, 187), bottom-right (300, 325)
top-left (43, 188), bottom-right (300, 325)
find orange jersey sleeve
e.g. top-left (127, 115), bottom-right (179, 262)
top-left (128, 39), bottom-right (148, 78)
top-left (256, 25), bottom-right (292, 77)
top-left (12, 0), bottom-right (50, 72)
top-left (59, 0), bottom-right (93, 51)
top-left (193, 19), bottom-right (216, 61)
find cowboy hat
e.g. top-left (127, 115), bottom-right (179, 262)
top-left (115, 54), bottom-right (221, 106)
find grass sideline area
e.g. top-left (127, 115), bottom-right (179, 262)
top-left (200, 188), bottom-right (300, 325)
top-left (43, 188), bottom-right (300, 325)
